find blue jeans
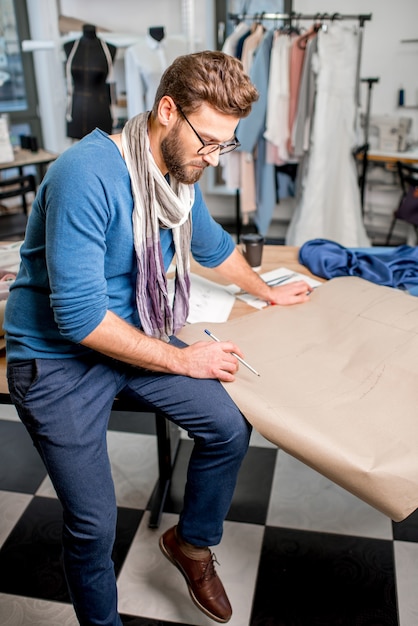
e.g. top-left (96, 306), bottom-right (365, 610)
top-left (7, 341), bottom-right (251, 626)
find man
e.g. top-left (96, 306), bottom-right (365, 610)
top-left (4, 51), bottom-right (311, 625)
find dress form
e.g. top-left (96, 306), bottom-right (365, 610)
top-left (124, 29), bottom-right (189, 118)
top-left (64, 24), bottom-right (116, 139)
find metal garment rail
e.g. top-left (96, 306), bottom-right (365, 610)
top-left (227, 10), bottom-right (373, 99)
top-left (227, 11), bottom-right (372, 112)
top-left (227, 12), bottom-right (372, 26)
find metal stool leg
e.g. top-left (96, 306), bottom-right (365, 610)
top-left (148, 413), bottom-right (180, 528)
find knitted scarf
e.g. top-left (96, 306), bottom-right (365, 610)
top-left (121, 112), bottom-right (193, 341)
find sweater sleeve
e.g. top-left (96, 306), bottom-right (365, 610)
top-left (40, 135), bottom-right (133, 343)
top-left (45, 170), bottom-right (107, 341)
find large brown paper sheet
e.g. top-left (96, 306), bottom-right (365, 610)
top-left (178, 276), bottom-right (418, 521)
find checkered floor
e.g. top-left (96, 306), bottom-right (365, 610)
top-left (1, 402), bottom-right (418, 626)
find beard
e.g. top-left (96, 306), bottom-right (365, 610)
top-left (160, 123), bottom-right (208, 185)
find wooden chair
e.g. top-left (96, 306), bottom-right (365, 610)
top-left (0, 173), bottom-right (37, 215)
top-left (0, 174), bottom-right (37, 240)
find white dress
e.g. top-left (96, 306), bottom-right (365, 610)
top-left (286, 23), bottom-right (370, 247)
top-left (264, 31), bottom-right (291, 163)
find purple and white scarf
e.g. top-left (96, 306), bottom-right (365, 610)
top-left (121, 112), bottom-right (194, 341)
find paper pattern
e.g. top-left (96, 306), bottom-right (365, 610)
top-left (179, 276), bottom-right (418, 521)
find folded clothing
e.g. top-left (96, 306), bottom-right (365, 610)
top-left (299, 238), bottom-right (418, 296)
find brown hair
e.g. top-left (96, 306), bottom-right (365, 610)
top-left (152, 50), bottom-right (259, 119)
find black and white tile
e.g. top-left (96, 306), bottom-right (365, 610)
top-left (1, 404), bottom-right (418, 626)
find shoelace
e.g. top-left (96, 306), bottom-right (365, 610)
top-left (200, 552), bottom-right (220, 582)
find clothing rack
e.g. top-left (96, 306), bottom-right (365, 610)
top-left (228, 12), bottom-right (372, 27)
top-left (227, 11), bottom-right (372, 241)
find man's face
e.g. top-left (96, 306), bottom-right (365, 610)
top-left (160, 104), bottom-right (239, 185)
top-left (160, 119), bottom-right (206, 185)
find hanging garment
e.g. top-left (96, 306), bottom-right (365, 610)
top-left (265, 29), bottom-right (306, 166)
top-left (222, 21), bottom-right (251, 57)
top-left (238, 23), bottom-right (266, 222)
top-left (286, 23), bottom-right (370, 247)
top-left (291, 34), bottom-right (317, 157)
top-left (237, 29), bottom-right (276, 236)
top-left (241, 23), bottom-right (265, 72)
top-left (220, 21), bottom-right (252, 192)
top-left (264, 31), bottom-right (292, 165)
top-left (287, 31), bottom-right (310, 156)
top-left (236, 28), bottom-right (252, 60)
top-left (125, 35), bottom-right (189, 118)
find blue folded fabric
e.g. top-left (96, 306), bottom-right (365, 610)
top-left (298, 238), bottom-right (418, 296)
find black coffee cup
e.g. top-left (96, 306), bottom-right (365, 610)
top-left (241, 233), bottom-right (264, 269)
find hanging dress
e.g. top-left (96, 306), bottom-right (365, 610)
top-left (286, 22), bottom-right (370, 247)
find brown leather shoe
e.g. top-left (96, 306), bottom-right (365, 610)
top-left (159, 525), bottom-right (232, 623)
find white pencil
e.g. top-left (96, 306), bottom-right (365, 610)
top-left (204, 329), bottom-right (261, 377)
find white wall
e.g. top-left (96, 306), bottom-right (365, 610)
top-left (59, 0), bottom-right (182, 36)
top-left (58, 0), bottom-right (208, 48)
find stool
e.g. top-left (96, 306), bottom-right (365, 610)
top-left (112, 396), bottom-right (180, 528)
top-left (0, 391), bottom-right (180, 529)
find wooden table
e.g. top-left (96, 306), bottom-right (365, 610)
top-left (0, 147), bottom-right (58, 182)
top-left (191, 244), bottom-right (324, 321)
top-left (357, 148), bottom-right (418, 210)
top-left (366, 148), bottom-right (418, 166)
top-left (0, 245), bottom-right (322, 525)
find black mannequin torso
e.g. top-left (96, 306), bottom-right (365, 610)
top-left (64, 24), bottom-right (116, 139)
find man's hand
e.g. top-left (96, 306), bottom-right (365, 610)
top-left (180, 339), bottom-right (243, 382)
top-left (214, 247), bottom-right (313, 307)
top-left (267, 280), bottom-right (313, 306)
top-left (81, 310), bottom-right (244, 381)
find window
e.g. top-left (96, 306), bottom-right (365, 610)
top-left (0, 0), bottom-right (41, 148)
top-left (0, 0), bottom-right (28, 113)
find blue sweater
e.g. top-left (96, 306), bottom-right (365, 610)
top-left (5, 129), bottom-right (235, 362)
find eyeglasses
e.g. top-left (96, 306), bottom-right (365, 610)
top-left (176, 104), bottom-right (241, 156)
